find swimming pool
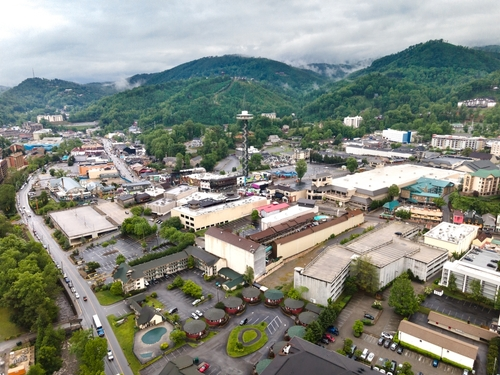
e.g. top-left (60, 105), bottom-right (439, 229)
top-left (141, 327), bottom-right (167, 345)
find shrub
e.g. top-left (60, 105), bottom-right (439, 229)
top-left (160, 342), bottom-right (169, 350)
top-left (151, 292), bottom-right (157, 298)
top-left (361, 319), bottom-right (373, 326)
top-left (371, 300), bottom-right (383, 310)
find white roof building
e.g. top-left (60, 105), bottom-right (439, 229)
top-left (424, 222), bottom-right (478, 256)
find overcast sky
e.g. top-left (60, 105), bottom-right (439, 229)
top-left (1, 0), bottom-right (499, 87)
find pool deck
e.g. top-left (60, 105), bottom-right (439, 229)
top-left (134, 321), bottom-right (174, 364)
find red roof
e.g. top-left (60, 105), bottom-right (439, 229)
top-left (257, 202), bottom-right (289, 214)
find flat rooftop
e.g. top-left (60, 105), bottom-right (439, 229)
top-left (165, 184), bottom-right (198, 195)
top-left (261, 206), bottom-right (317, 225)
top-left (425, 222), bottom-right (477, 244)
top-left (174, 194), bottom-right (267, 217)
top-left (301, 246), bottom-right (354, 282)
top-left (345, 222), bottom-right (419, 254)
top-left (50, 206), bottom-right (118, 238)
top-left (330, 165), bottom-right (463, 192)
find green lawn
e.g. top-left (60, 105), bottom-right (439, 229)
top-left (227, 322), bottom-right (268, 357)
top-left (106, 315), bottom-right (141, 374)
top-left (143, 297), bottom-right (164, 309)
top-left (0, 307), bottom-right (25, 341)
top-left (95, 290), bottom-right (125, 306)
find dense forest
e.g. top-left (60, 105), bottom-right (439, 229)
top-left (2, 40), bottom-right (500, 142)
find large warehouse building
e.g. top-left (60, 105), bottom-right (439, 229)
top-left (294, 222), bottom-right (448, 306)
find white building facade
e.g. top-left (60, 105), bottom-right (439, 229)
top-left (343, 116), bottom-right (363, 128)
top-left (431, 135), bottom-right (485, 151)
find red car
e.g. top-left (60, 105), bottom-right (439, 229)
top-left (198, 362), bottom-right (210, 373)
top-left (323, 333), bottom-right (335, 342)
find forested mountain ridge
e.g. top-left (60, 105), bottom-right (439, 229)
top-left (0, 77), bottom-right (117, 125)
top-left (70, 76), bottom-right (300, 129)
top-left (128, 55), bottom-right (328, 91)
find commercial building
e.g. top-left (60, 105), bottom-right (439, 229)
top-left (462, 169), bottom-right (500, 196)
top-left (23, 137), bottom-right (63, 151)
top-left (171, 193), bottom-right (267, 231)
top-left (431, 135), bottom-right (485, 151)
top-left (343, 116), bottom-right (363, 128)
top-left (49, 206), bottom-right (118, 246)
top-left (259, 336), bottom-right (380, 375)
top-left (382, 129), bottom-right (414, 143)
top-left (180, 172), bottom-right (245, 191)
top-left (491, 141), bottom-right (500, 157)
top-left (6, 151), bottom-right (25, 169)
top-left (458, 98), bottom-right (496, 108)
top-left (307, 165), bottom-right (462, 210)
top-left (37, 114), bottom-right (64, 123)
top-left (398, 320), bottom-right (477, 370)
top-left (400, 177), bottom-right (455, 204)
top-left (424, 222), bottom-right (479, 256)
top-left (428, 311), bottom-right (497, 342)
top-left (164, 185), bottom-right (199, 201)
top-left (260, 205), bottom-right (318, 230)
top-left (440, 246), bottom-right (500, 301)
top-left (344, 145), bottom-right (415, 159)
top-left (204, 227), bottom-right (266, 278)
top-left (145, 197), bottom-right (176, 216)
top-left (32, 128), bottom-right (53, 140)
top-left (49, 177), bottom-right (90, 200)
top-left (268, 184), bottom-right (307, 203)
top-left (294, 222), bottom-right (447, 306)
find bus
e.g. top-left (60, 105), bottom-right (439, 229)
top-left (92, 314), bottom-right (105, 337)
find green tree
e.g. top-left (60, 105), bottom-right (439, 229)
top-left (251, 209), bottom-right (259, 223)
top-left (115, 254), bottom-right (126, 265)
top-left (172, 276), bottom-right (184, 288)
top-left (345, 157), bottom-right (358, 173)
top-left (109, 281), bottom-right (123, 296)
top-left (469, 279), bottom-right (482, 301)
top-left (304, 320), bottom-right (323, 343)
top-left (398, 361), bottom-right (414, 375)
top-left (181, 279), bottom-right (202, 298)
top-left (163, 216), bottom-right (182, 229)
top-left (432, 197), bottom-right (446, 207)
top-left (39, 190), bottom-right (49, 206)
top-left (295, 159), bottom-right (307, 182)
top-left (69, 329), bottom-right (93, 359)
top-left (462, 147), bottom-right (472, 157)
top-left (243, 266), bottom-right (254, 285)
top-left (86, 261), bottom-right (101, 273)
top-left (175, 153), bottom-right (184, 170)
top-left (37, 345), bottom-right (62, 374)
top-left (317, 305), bottom-right (338, 330)
top-left (388, 273), bottom-right (419, 316)
top-left (350, 255), bottom-right (378, 294)
top-left (287, 286), bottom-right (309, 300)
top-left (49, 168), bottom-right (56, 177)
top-left (79, 336), bottom-right (108, 375)
top-left (27, 364), bottom-right (46, 375)
top-left (448, 272), bottom-right (457, 292)
top-left (170, 329), bottom-right (187, 345)
top-left (353, 320), bottom-right (364, 337)
top-left (0, 184), bottom-right (16, 215)
top-left (343, 276), bottom-right (358, 295)
top-left (343, 338), bottom-right (353, 354)
top-left (387, 184), bottom-right (400, 199)
top-left (187, 255), bottom-right (195, 269)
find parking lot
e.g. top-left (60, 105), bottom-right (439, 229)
top-left (140, 269), bottom-right (292, 375)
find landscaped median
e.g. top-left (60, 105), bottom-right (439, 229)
top-left (226, 322), bottom-right (268, 357)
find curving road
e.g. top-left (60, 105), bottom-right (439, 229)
top-left (17, 176), bottom-right (133, 375)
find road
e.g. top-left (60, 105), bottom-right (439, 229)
top-left (104, 139), bottom-right (138, 183)
top-left (18, 177), bottom-right (133, 375)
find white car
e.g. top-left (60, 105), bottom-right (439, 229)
top-left (107, 349), bottom-right (114, 361)
top-left (381, 332), bottom-right (393, 340)
top-left (71, 287), bottom-right (76, 293)
top-left (195, 310), bottom-right (203, 317)
top-left (75, 293), bottom-right (80, 299)
top-left (367, 352), bottom-right (375, 362)
top-left (191, 312), bottom-right (199, 320)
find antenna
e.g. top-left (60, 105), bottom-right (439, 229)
top-left (32, 68), bottom-right (35, 78)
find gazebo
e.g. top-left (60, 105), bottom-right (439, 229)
top-left (204, 308), bottom-right (228, 327)
top-left (297, 311), bottom-right (318, 327)
top-left (223, 296), bottom-right (245, 314)
top-left (264, 289), bottom-right (284, 307)
top-left (283, 298), bottom-right (305, 315)
top-left (183, 320), bottom-right (207, 339)
top-left (285, 325), bottom-right (306, 340)
top-left (242, 287), bottom-right (261, 304)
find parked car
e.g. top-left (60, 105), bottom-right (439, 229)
top-left (384, 340), bottom-right (392, 348)
top-left (432, 359), bottom-right (439, 367)
top-left (195, 310), bottom-right (203, 317)
top-left (192, 299), bottom-right (201, 306)
top-left (364, 313), bottom-right (375, 320)
top-left (390, 360), bottom-right (397, 372)
top-left (360, 348), bottom-right (369, 360)
top-left (198, 362), bottom-right (210, 373)
top-left (239, 318), bottom-right (248, 326)
top-left (320, 337), bottom-right (329, 345)
top-left (367, 352), bottom-right (375, 362)
top-left (377, 337), bottom-right (385, 346)
top-left (390, 342), bottom-right (398, 351)
top-left (168, 307), bottom-right (178, 314)
top-left (75, 293), bottom-right (80, 299)
top-left (323, 333), bottom-right (335, 342)
top-left (381, 332), bottom-right (393, 340)
top-left (327, 326), bottom-right (339, 335)
top-left (396, 345), bottom-right (404, 355)
top-left (107, 350), bottom-right (114, 361)
top-left (191, 312), bottom-right (199, 320)
top-left (71, 287), bottom-right (76, 293)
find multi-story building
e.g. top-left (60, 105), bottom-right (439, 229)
top-left (424, 222), bottom-right (478, 256)
top-left (400, 177), bottom-right (455, 204)
top-left (382, 129), bottom-right (414, 143)
top-left (0, 159), bottom-right (8, 184)
top-left (37, 114), bottom-right (64, 123)
top-left (431, 135), bottom-right (485, 151)
top-left (343, 116), bottom-right (363, 128)
top-left (462, 169), bottom-right (500, 196)
top-left (6, 152), bottom-right (25, 169)
top-left (491, 141), bottom-right (500, 157)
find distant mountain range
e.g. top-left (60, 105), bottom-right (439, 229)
top-left (1, 40), bottom-right (500, 128)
